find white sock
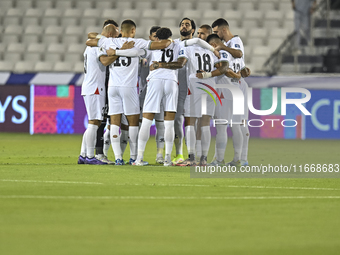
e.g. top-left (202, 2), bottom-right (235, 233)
top-left (80, 129), bottom-right (87, 157)
top-left (110, 125), bottom-right (122, 160)
top-left (174, 115), bottom-right (184, 155)
top-left (120, 129), bottom-right (129, 156)
top-left (241, 124), bottom-right (250, 161)
top-left (136, 118), bottom-right (153, 161)
top-left (196, 140), bottom-right (202, 159)
top-left (129, 126), bottom-right (139, 160)
top-left (164, 120), bottom-right (174, 157)
top-left (231, 124), bottom-right (243, 162)
top-left (155, 121), bottom-right (165, 155)
top-left (215, 125), bottom-right (228, 162)
top-left (85, 124), bottom-right (98, 158)
top-left (201, 126), bottom-right (211, 157)
top-left (103, 129), bottom-right (110, 157)
top-left (185, 125), bottom-right (196, 156)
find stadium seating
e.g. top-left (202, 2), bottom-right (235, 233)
top-left (0, 0), bottom-right (298, 73)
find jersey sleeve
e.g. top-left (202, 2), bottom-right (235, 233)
top-left (229, 37), bottom-right (244, 53)
top-left (215, 50), bottom-right (230, 66)
top-left (134, 38), bottom-right (152, 50)
top-left (96, 47), bottom-right (107, 60)
top-left (178, 47), bottom-right (188, 61)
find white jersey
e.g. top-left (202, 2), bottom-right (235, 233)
top-left (81, 46), bottom-right (107, 96)
top-left (178, 45), bottom-right (228, 87)
top-left (224, 36), bottom-right (246, 73)
top-left (215, 50), bottom-right (239, 85)
top-left (98, 37), bottom-right (150, 87)
top-left (146, 42), bottom-right (182, 82)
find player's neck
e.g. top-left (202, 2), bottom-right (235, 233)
top-left (224, 32), bottom-right (234, 43)
top-left (180, 35), bottom-right (192, 41)
top-left (121, 33), bottom-right (134, 38)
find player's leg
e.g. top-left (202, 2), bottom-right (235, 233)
top-left (103, 120), bottom-right (110, 157)
top-left (199, 115), bottom-right (211, 166)
top-left (121, 87), bottom-right (140, 164)
top-left (120, 114), bottom-right (129, 161)
top-left (80, 94), bottom-right (107, 165)
top-left (134, 79), bottom-right (163, 165)
top-left (95, 120), bottom-right (105, 158)
top-left (134, 112), bottom-right (155, 165)
top-left (177, 116), bottom-right (196, 166)
top-left (195, 118), bottom-right (202, 163)
top-left (108, 86), bottom-right (124, 165)
top-left (162, 79), bottom-right (178, 166)
top-left (229, 123), bottom-right (243, 166)
top-left (173, 99), bottom-right (185, 164)
top-left (155, 106), bottom-right (165, 164)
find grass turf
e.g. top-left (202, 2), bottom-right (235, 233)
top-left (0, 133), bottom-right (339, 255)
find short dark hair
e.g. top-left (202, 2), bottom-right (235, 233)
top-left (150, 26), bottom-right (161, 35)
top-left (121, 19), bottom-right (136, 31)
top-left (156, 27), bottom-right (172, 40)
top-left (206, 34), bottom-right (221, 44)
top-left (211, 18), bottom-right (229, 28)
top-left (103, 19), bottom-right (119, 28)
top-left (179, 17), bottom-right (196, 35)
top-left (199, 24), bottom-right (212, 34)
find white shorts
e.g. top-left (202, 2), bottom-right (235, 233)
top-left (143, 78), bottom-right (178, 114)
top-left (240, 78), bottom-right (249, 120)
top-left (108, 86), bottom-right (139, 116)
top-left (83, 94), bottom-right (105, 121)
top-left (184, 91), bottom-right (215, 118)
top-left (214, 88), bottom-right (233, 123)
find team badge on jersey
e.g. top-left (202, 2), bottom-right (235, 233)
top-left (235, 44), bottom-right (240, 48)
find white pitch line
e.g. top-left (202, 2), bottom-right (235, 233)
top-left (0, 179), bottom-right (103, 185)
top-left (114, 183), bottom-right (340, 191)
top-left (0, 195), bottom-right (340, 200)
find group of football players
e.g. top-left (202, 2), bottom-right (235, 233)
top-left (78, 17), bottom-right (250, 167)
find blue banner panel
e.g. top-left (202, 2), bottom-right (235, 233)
top-left (305, 90), bottom-right (340, 139)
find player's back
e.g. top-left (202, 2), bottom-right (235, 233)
top-left (147, 42), bottom-right (181, 82)
top-left (81, 46), bottom-right (106, 96)
top-left (103, 37), bottom-right (150, 87)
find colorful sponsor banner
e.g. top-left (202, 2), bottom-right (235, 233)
top-left (33, 85), bottom-right (74, 134)
top-left (305, 90), bottom-right (340, 139)
top-left (0, 85), bottom-right (30, 132)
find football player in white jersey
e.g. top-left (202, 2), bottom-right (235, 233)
top-left (133, 28), bottom-right (181, 166)
top-left (212, 18), bottom-right (251, 166)
top-left (171, 18), bottom-right (196, 164)
top-left (86, 20), bottom-right (172, 165)
top-left (138, 26), bottom-right (167, 164)
top-left (195, 24), bottom-right (213, 162)
top-left (78, 24), bottom-right (121, 165)
top-left (151, 39), bottom-right (240, 166)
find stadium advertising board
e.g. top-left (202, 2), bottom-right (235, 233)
top-left (0, 85), bottom-right (30, 132)
top-left (305, 90), bottom-right (340, 139)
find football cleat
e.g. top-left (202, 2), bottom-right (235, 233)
top-left (156, 154), bottom-right (164, 164)
top-left (163, 155), bottom-right (173, 166)
top-left (172, 154), bottom-right (184, 164)
top-left (240, 160), bottom-right (249, 166)
top-left (129, 158), bottom-right (135, 165)
top-left (208, 159), bottom-right (225, 166)
top-left (199, 156), bottom-right (208, 166)
top-left (227, 160), bottom-right (241, 167)
top-left (115, 159), bottom-right (124, 165)
top-left (95, 155), bottom-right (115, 165)
top-left (176, 154), bottom-right (196, 167)
top-left (78, 155), bottom-right (85, 164)
top-left (132, 160), bottom-right (144, 166)
top-left (85, 157), bottom-right (108, 165)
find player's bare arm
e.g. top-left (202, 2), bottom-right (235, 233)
top-left (86, 38), bottom-right (99, 47)
top-left (100, 42), bottom-right (135, 67)
top-left (226, 68), bottom-right (242, 79)
top-left (150, 57), bottom-right (187, 71)
top-left (196, 61), bottom-right (229, 79)
top-left (106, 41), bottom-right (135, 56)
top-left (241, 67), bottom-right (251, 78)
top-left (149, 39), bottom-right (172, 50)
top-left (215, 44), bottom-right (243, 58)
top-left (88, 32), bottom-right (99, 39)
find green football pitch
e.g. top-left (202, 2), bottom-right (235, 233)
top-left (0, 133), bottom-right (339, 255)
